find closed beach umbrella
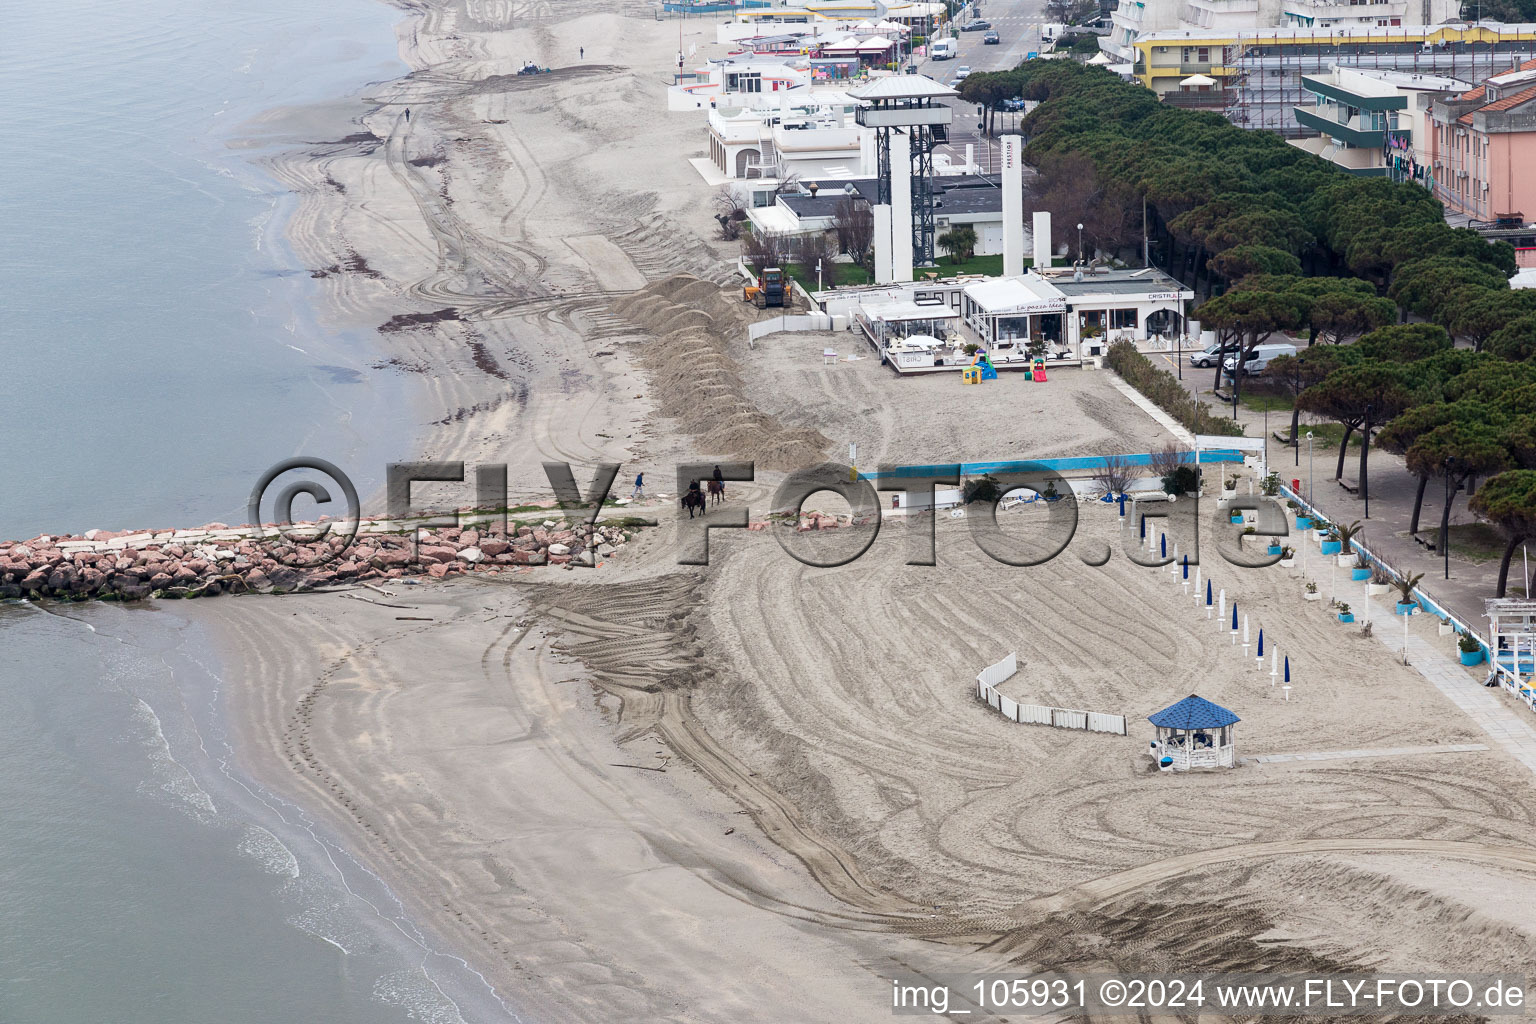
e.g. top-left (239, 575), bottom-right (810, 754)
top-left (1118, 493), bottom-right (1126, 517)
top-left (1206, 579), bottom-right (1213, 605)
top-left (1160, 533), bottom-right (1166, 558)
top-left (1182, 555), bottom-right (1189, 580)
top-left (1231, 603), bottom-right (1238, 630)
top-left (1257, 629), bottom-right (1265, 657)
top-left (1284, 655), bottom-right (1291, 682)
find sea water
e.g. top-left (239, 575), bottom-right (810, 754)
top-left (0, 602), bottom-right (519, 1024)
top-left (0, 2), bottom-right (519, 1021)
top-left (0, 0), bottom-right (414, 540)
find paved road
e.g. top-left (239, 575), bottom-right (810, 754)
top-left (917, 0), bottom-right (1051, 172)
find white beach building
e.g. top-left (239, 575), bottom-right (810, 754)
top-left (820, 265), bottom-right (1194, 373)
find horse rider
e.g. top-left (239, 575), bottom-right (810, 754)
top-left (711, 464), bottom-right (724, 497)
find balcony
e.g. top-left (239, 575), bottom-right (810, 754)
top-left (1162, 90), bottom-right (1233, 108)
top-left (1292, 104), bottom-right (1405, 148)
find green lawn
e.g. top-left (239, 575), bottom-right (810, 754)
top-left (1237, 392), bottom-right (1294, 413)
top-left (785, 254), bottom-right (1073, 291)
top-left (1445, 522), bottom-right (1508, 565)
top-left (1293, 422), bottom-right (1361, 451)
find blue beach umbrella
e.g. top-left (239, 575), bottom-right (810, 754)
top-left (1231, 603), bottom-right (1239, 630)
top-left (1257, 629), bottom-right (1265, 657)
top-left (1182, 555), bottom-right (1189, 580)
top-left (1160, 534), bottom-right (1167, 558)
top-left (1139, 516), bottom-right (1146, 539)
top-left (1118, 493), bottom-right (1127, 517)
top-left (1206, 579), bottom-right (1213, 605)
top-left (1284, 655), bottom-right (1291, 682)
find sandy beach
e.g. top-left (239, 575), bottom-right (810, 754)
top-left (198, 0), bottom-right (1536, 1019)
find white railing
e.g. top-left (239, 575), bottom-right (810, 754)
top-left (975, 653), bottom-right (1127, 736)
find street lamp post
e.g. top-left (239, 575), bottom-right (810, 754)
top-left (1363, 403), bottom-right (1373, 519)
top-left (1307, 430), bottom-right (1314, 507)
top-left (1443, 456), bottom-right (1456, 580)
top-left (1077, 222), bottom-right (1084, 264)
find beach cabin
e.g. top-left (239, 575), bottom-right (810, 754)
top-left (1148, 694), bottom-right (1239, 770)
top-left (1486, 598), bottom-right (1536, 709)
top-left (855, 298), bottom-right (963, 372)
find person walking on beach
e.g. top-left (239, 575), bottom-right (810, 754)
top-left (579, 46), bottom-right (584, 60)
top-left (632, 471), bottom-right (644, 499)
top-left (404, 107), bottom-right (410, 122)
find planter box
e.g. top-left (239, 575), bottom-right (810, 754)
top-left (1367, 583), bottom-right (1391, 597)
top-left (1321, 540), bottom-right (1342, 555)
top-left (1279, 557), bottom-right (1296, 568)
top-left (1230, 515), bottom-right (1244, 524)
top-left (1336, 553), bottom-right (1354, 567)
top-left (1221, 488), bottom-right (1238, 500)
top-left (1460, 648), bottom-right (1486, 665)
top-left (1312, 529), bottom-right (1330, 543)
top-left (1396, 602), bottom-right (1416, 615)
top-left (1295, 516), bottom-right (1313, 530)
top-left (1338, 612), bottom-right (1355, 623)
top-left (1351, 568), bottom-right (1372, 581)
top-left (1305, 591), bottom-right (1322, 601)
top-left (1438, 621), bottom-right (1456, 636)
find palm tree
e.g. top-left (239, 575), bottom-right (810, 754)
top-left (1333, 519), bottom-right (1364, 556)
top-left (937, 225), bottom-right (978, 264)
top-left (1391, 571), bottom-right (1425, 608)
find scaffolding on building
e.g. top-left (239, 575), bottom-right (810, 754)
top-left (1211, 30), bottom-right (1536, 136)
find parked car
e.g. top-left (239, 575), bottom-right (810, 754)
top-left (953, 65), bottom-right (972, 82)
top-left (960, 19), bottom-right (991, 30)
top-left (930, 37), bottom-right (957, 59)
top-left (999, 96), bottom-right (1027, 111)
top-left (983, 29), bottom-right (1000, 43)
top-left (1223, 342), bottom-right (1298, 377)
top-left (1188, 342), bottom-right (1232, 367)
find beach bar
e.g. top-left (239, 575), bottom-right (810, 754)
top-left (1148, 694), bottom-right (1239, 771)
top-left (854, 298), bottom-right (963, 372)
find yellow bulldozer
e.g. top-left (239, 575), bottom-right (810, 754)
top-left (742, 266), bottom-right (787, 309)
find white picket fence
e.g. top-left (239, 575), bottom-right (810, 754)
top-left (974, 652), bottom-right (1128, 736)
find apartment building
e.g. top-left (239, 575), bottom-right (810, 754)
top-left (1429, 58), bottom-right (1536, 226)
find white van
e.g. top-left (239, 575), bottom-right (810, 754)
top-left (1223, 342), bottom-right (1296, 377)
top-left (930, 38), bottom-right (957, 59)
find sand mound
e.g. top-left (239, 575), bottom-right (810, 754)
top-left (614, 275), bottom-right (831, 471)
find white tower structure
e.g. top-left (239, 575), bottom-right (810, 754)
top-left (1033, 211), bottom-right (1052, 271)
top-left (849, 75), bottom-right (956, 274)
top-left (889, 130), bottom-right (914, 282)
top-left (1001, 135), bottom-right (1024, 278)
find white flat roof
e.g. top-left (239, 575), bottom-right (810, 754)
top-left (861, 299), bottom-right (961, 322)
top-left (962, 276), bottom-right (1067, 314)
top-left (847, 74), bottom-right (957, 100)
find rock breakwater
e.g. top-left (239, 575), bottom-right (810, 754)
top-left (0, 515), bottom-right (642, 602)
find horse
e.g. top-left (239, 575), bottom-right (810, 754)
top-left (707, 478), bottom-right (724, 506)
top-left (681, 487), bottom-right (706, 519)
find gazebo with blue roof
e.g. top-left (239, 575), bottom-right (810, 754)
top-left (1148, 694), bottom-right (1240, 771)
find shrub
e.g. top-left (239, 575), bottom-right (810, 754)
top-left (1106, 341), bottom-right (1242, 436)
top-left (963, 474), bottom-right (1003, 504)
top-left (1459, 631), bottom-right (1482, 653)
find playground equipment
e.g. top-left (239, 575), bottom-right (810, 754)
top-left (965, 351), bottom-right (998, 382)
top-left (1025, 357), bottom-right (1048, 382)
top-left (517, 61), bottom-right (551, 75)
top-left (743, 266), bottom-right (787, 308)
